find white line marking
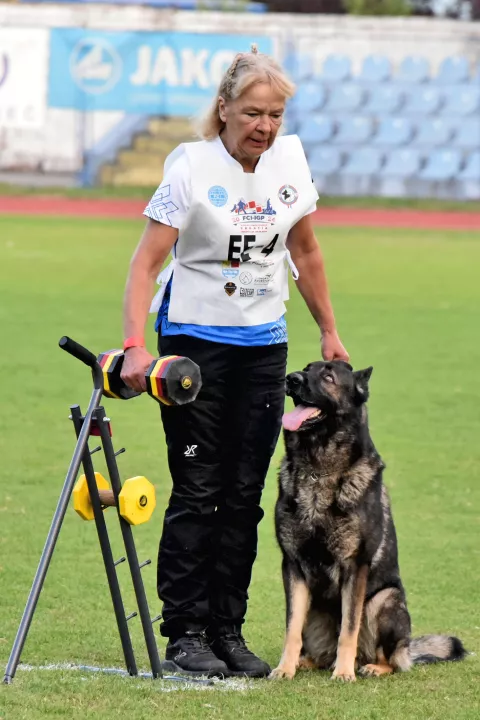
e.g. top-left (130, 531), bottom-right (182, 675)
top-left (16, 663), bottom-right (257, 691)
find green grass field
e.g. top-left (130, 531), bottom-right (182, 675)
top-left (0, 216), bottom-right (479, 719)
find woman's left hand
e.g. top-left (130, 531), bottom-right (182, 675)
top-left (321, 329), bottom-right (350, 363)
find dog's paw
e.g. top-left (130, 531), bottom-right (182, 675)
top-left (358, 663), bottom-right (393, 678)
top-left (331, 666), bottom-right (356, 682)
top-left (269, 664), bottom-right (297, 681)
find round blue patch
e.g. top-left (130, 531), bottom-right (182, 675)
top-left (208, 186), bottom-right (228, 207)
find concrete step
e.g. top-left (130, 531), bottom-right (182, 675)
top-left (100, 164), bottom-right (162, 187)
top-left (147, 117), bottom-right (193, 138)
top-left (132, 135), bottom-right (182, 155)
top-left (117, 150), bottom-right (164, 170)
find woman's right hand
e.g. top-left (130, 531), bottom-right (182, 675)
top-left (121, 346), bottom-right (157, 393)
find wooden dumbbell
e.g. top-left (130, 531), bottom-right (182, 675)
top-left (73, 472), bottom-right (156, 526)
top-left (97, 351), bottom-right (202, 406)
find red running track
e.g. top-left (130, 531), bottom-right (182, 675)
top-left (0, 195), bottom-right (479, 231)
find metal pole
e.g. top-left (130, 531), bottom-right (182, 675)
top-left (70, 405), bottom-right (138, 676)
top-left (94, 406), bottom-right (163, 679)
top-left (3, 386), bottom-right (103, 684)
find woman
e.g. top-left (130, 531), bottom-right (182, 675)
top-left (121, 46), bottom-right (349, 678)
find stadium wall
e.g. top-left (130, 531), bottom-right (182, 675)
top-left (0, 5), bottom-right (479, 181)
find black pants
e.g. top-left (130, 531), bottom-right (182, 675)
top-left (156, 333), bottom-right (287, 640)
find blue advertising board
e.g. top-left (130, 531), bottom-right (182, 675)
top-left (48, 29), bottom-right (273, 114)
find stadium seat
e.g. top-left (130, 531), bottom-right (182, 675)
top-left (284, 53), bottom-right (314, 83)
top-left (381, 148), bottom-right (422, 178)
top-left (320, 54), bottom-right (352, 83)
top-left (291, 82), bottom-right (327, 114)
top-left (363, 85), bottom-right (405, 115)
top-left (458, 151), bottom-right (480, 180)
top-left (442, 85), bottom-right (480, 116)
top-left (322, 84), bottom-right (365, 113)
top-left (359, 55), bottom-right (392, 83)
top-left (341, 148), bottom-right (383, 176)
top-left (433, 56), bottom-right (471, 85)
top-left (451, 118), bottom-right (480, 150)
top-left (419, 149), bottom-right (462, 180)
top-left (396, 56), bottom-right (431, 84)
top-left (402, 86), bottom-right (443, 115)
top-left (331, 116), bottom-right (373, 145)
top-left (372, 117), bottom-right (414, 147)
top-left (308, 146), bottom-right (342, 176)
top-left (298, 115), bottom-right (335, 145)
top-left (413, 118), bottom-right (453, 147)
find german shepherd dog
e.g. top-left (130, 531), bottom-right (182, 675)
top-left (270, 361), bottom-right (466, 681)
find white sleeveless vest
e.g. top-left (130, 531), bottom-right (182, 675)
top-left (151, 135), bottom-right (318, 327)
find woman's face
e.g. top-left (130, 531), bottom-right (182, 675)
top-left (219, 82), bottom-right (286, 165)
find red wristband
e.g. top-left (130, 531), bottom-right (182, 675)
top-left (123, 336), bottom-right (145, 351)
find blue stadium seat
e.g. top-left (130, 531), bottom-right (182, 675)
top-left (381, 149), bottom-right (422, 178)
top-left (331, 116), bottom-right (373, 145)
top-left (298, 115), bottom-right (335, 145)
top-left (320, 54), bottom-right (352, 83)
top-left (442, 85), bottom-right (480, 116)
top-left (397, 56), bottom-right (431, 84)
top-left (372, 118), bottom-right (413, 147)
top-left (291, 82), bottom-right (327, 113)
top-left (342, 148), bottom-right (383, 176)
top-left (359, 55), bottom-right (392, 83)
top-left (322, 84), bottom-right (365, 113)
top-left (419, 149), bottom-right (462, 180)
top-left (451, 118), bottom-right (480, 150)
top-left (363, 85), bottom-right (405, 115)
top-left (402, 86), bottom-right (443, 115)
top-left (284, 53), bottom-right (314, 83)
top-left (308, 147), bottom-right (342, 176)
top-left (433, 56), bottom-right (471, 85)
top-left (413, 118), bottom-right (452, 147)
top-left (458, 151), bottom-right (480, 180)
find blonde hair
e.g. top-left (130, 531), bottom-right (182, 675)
top-left (196, 44), bottom-right (295, 140)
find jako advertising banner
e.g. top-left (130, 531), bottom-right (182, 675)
top-left (0, 28), bottom-right (49, 129)
top-left (48, 30), bottom-right (273, 114)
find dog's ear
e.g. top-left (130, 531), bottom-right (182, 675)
top-left (353, 366), bottom-right (373, 404)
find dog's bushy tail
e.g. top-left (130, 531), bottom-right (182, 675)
top-left (410, 635), bottom-right (467, 665)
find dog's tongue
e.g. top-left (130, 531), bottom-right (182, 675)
top-left (282, 405), bottom-right (319, 431)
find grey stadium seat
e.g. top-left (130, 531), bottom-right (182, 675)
top-left (342, 148), bottom-right (384, 176)
top-left (396, 56), bottom-right (431, 84)
top-left (433, 56), bottom-right (471, 85)
top-left (298, 115), bottom-right (335, 146)
top-left (359, 55), bottom-right (392, 83)
top-left (372, 117), bottom-right (414, 147)
top-left (291, 81), bottom-right (327, 114)
top-left (458, 151), bottom-right (480, 180)
top-left (381, 148), bottom-right (423, 178)
top-left (320, 54), bottom-right (352, 83)
top-left (363, 85), bottom-right (405, 115)
top-left (331, 116), bottom-right (373, 145)
top-left (451, 118), bottom-right (480, 150)
top-left (322, 84), bottom-right (365, 113)
top-left (419, 149), bottom-right (462, 181)
top-left (308, 146), bottom-right (343, 176)
top-left (402, 86), bottom-right (443, 115)
top-left (413, 118), bottom-right (453, 147)
top-left (442, 85), bottom-right (480, 116)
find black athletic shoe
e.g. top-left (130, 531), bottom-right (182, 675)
top-left (209, 630), bottom-right (271, 678)
top-left (162, 630), bottom-right (229, 678)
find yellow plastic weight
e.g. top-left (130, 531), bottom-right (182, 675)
top-left (118, 476), bottom-right (156, 526)
top-left (73, 472), bottom-right (109, 521)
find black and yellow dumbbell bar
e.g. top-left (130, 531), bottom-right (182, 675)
top-left (98, 351), bottom-right (201, 406)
